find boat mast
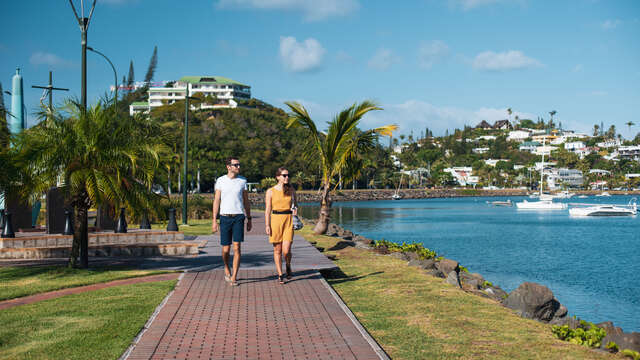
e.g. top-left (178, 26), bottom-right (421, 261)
top-left (540, 138), bottom-right (545, 196)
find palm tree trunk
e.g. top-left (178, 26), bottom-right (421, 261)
top-left (313, 180), bottom-right (332, 234)
top-left (69, 204), bottom-right (89, 268)
top-left (168, 168), bottom-right (172, 195)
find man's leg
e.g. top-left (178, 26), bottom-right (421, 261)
top-left (231, 242), bottom-right (241, 282)
top-left (230, 216), bottom-right (245, 283)
top-left (219, 217), bottom-right (233, 278)
top-left (222, 245), bottom-right (231, 277)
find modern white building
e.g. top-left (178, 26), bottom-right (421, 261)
top-left (472, 147), bottom-right (489, 154)
top-left (484, 159), bottom-right (509, 167)
top-left (474, 135), bottom-right (497, 141)
top-left (129, 75), bottom-right (251, 115)
top-left (444, 167), bottom-right (479, 187)
top-left (618, 145), bottom-right (640, 160)
top-left (565, 141), bottom-right (586, 151)
top-left (507, 130), bottom-right (530, 142)
top-left (547, 168), bottom-right (583, 190)
top-left (519, 141), bottom-right (541, 153)
top-left (596, 139), bottom-right (621, 148)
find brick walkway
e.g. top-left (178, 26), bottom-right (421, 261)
top-left (125, 217), bottom-right (387, 360)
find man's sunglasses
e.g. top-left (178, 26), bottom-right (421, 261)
top-left (229, 163), bottom-right (241, 168)
top-left (280, 174), bottom-right (290, 177)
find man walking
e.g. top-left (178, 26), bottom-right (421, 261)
top-left (212, 157), bottom-right (252, 286)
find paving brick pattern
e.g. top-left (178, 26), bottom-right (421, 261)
top-left (127, 270), bottom-right (382, 360)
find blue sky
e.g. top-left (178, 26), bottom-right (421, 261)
top-left (1, 0), bottom-right (639, 138)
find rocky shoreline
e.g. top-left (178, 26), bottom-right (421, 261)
top-left (310, 219), bottom-right (640, 355)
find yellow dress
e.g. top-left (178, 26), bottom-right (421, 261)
top-left (269, 187), bottom-right (294, 243)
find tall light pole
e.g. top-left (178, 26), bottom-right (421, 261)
top-left (87, 47), bottom-right (118, 110)
top-left (69, 0), bottom-right (97, 269)
top-left (69, 0), bottom-right (96, 113)
top-left (182, 86), bottom-right (201, 225)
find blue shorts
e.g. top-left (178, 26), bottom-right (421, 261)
top-left (220, 214), bottom-right (245, 246)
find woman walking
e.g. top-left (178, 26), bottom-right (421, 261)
top-left (265, 167), bottom-right (298, 284)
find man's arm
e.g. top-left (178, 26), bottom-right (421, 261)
top-left (212, 189), bottom-right (221, 233)
top-left (243, 190), bottom-right (252, 231)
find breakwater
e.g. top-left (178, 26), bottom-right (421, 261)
top-left (248, 188), bottom-right (528, 205)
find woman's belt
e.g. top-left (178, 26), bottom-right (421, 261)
top-left (272, 210), bottom-right (292, 214)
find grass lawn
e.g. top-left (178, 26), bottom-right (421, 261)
top-left (0, 280), bottom-right (176, 360)
top-left (0, 266), bottom-right (171, 301)
top-left (299, 227), bottom-right (613, 360)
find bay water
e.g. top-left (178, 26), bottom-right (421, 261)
top-left (300, 195), bottom-right (640, 332)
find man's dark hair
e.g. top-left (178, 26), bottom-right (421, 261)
top-left (225, 156), bottom-right (239, 165)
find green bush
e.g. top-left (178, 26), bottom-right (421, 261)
top-left (482, 280), bottom-right (493, 288)
top-left (551, 321), bottom-right (606, 348)
top-left (621, 349), bottom-right (640, 360)
top-left (374, 240), bottom-right (438, 259)
top-left (605, 341), bottom-right (619, 353)
top-left (259, 177), bottom-right (277, 190)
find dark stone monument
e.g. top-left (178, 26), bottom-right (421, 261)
top-left (115, 208), bottom-right (127, 233)
top-left (2, 211), bottom-right (15, 238)
top-left (96, 205), bottom-right (116, 231)
top-left (140, 211), bottom-right (151, 229)
top-left (167, 208), bottom-right (178, 231)
top-left (46, 187), bottom-right (67, 234)
top-left (5, 195), bottom-right (32, 231)
top-left (63, 210), bottom-right (74, 235)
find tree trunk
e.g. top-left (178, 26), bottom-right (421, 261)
top-left (168, 168), bottom-right (172, 195)
top-left (313, 181), bottom-right (332, 234)
top-left (69, 204), bottom-right (88, 268)
top-left (197, 167), bottom-right (201, 193)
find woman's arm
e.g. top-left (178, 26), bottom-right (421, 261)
top-left (292, 189), bottom-right (298, 216)
top-left (265, 188), bottom-right (272, 235)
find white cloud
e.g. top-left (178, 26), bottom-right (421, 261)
top-left (601, 19), bottom-right (622, 29)
top-left (368, 48), bottom-right (400, 71)
top-left (279, 36), bottom-right (325, 72)
top-left (472, 50), bottom-right (542, 71)
top-left (216, 0), bottom-right (359, 21)
top-left (29, 52), bottom-right (73, 67)
top-left (418, 40), bottom-right (449, 69)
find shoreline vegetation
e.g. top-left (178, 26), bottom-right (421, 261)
top-left (301, 218), bottom-right (640, 359)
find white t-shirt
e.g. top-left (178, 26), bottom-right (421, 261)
top-left (215, 175), bottom-right (247, 215)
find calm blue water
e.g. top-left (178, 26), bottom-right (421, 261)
top-left (300, 196), bottom-right (640, 332)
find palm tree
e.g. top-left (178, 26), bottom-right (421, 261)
top-left (507, 107), bottom-right (512, 125)
top-left (285, 100), bottom-right (397, 234)
top-left (626, 121), bottom-right (635, 133)
top-left (593, 124), bottom-right (600, 137)
top-left (17, 100), bottom-right (167, 268)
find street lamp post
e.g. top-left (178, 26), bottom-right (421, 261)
top-left (87, 46), bottom-right (117, 110)
top-left (182, 89), bottom-right (201, 225)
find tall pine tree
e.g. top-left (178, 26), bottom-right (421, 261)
top-left (144, 46), bottom-right (158, 85)
top-left (127, 61), bottom-right (135, 88)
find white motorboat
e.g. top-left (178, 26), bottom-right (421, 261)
top-left (595, 191), bottom-right (611, 197)
top-left (569, 199), bottom-right (637, 216)
top-left (577, 195), bottom-right (588, 199)
top-left (516, 139), bottom-right (567, 210)
top-left (553, 190), bottom-right (575, 199)
top-left (487, 200), bottom-right (512, 206)
top-left (516, 199), bottom-right (567, 210)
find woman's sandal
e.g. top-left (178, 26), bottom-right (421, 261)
top-left (229, 280), bottom-right (239, 286)
top-left (286, 264), bottom-right (292, 279)
top-left (277, 275), bottom-right (285, 284)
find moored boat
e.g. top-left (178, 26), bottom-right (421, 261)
top-left (569, 198), bottom-right (637, 216)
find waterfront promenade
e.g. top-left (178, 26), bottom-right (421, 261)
top-left (123, 216), bottom-right (387, 360)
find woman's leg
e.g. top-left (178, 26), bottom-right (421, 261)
top-left (273, 242), bottom-right (283, 276)
top-left (282, 241), bottom-right (293, 278)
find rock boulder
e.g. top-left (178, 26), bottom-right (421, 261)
top-left (503, 282), bottom-right (567, 322)
top-left (436, 259), bottom-right (459, 275)
top-left (597, 322), bottom-right (640, 353)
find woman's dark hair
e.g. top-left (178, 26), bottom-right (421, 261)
top-left (276, 167), bottom-right (292, 196)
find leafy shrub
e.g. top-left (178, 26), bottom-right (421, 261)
top-left (459, 265), bottom-right (469, 273)
top-left (374, 240), bottom-right (438, 259)
top-left (621, 349), bottom-right (640, 360)
top-left (482, 280), bottom-right (493, 288)
top-left (551, 321), bottom-right (606, 348)
top-left (259, 177), bottom-right (277, 190)
top-left (605, 341), bottom-right (619, 353)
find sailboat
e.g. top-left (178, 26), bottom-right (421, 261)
top-left (392, 173), bottom-right (403, 200)
top-left (516, 139), bottom-right (567, 210)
